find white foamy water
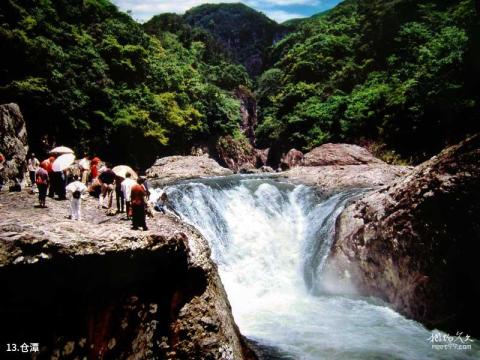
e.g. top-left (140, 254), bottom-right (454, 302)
top-left (159, 176), bottom-right (479, 360)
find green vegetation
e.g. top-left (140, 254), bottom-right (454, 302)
top-left (0, 0), bottom-right (250, 168)
top-left (183, 3), bottom-right (285, 76)
top-left (256, 0), bottom-right (480, 162)
top-left (1, 0), bottom-right (478, 167)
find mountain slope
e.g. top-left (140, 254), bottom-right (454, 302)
top-left (183, 3), bottom-right (286, 76)
top-left (256, 0), bottom-right (480, 163)
top-left (0, 0), bottom-right (251, 168)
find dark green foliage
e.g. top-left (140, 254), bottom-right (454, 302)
top-left (256, 0), bottom-right (480, 162)
top-left (0, 0), bottom-right (248, 168)
top-left (183, 3), bottom-right (286, 76)
top-left (1, 0), bottom-right (478, 167)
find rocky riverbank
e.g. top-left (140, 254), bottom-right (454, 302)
top-left (281, 143), bottom-right (411, 192)
top-left (0, 190), bottom-right (255, 359)
top-left (324, 134), bottom-right (480, 337)
top-left (145, 143), bottom-right (411, 193)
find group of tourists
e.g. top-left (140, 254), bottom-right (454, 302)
top-left (23, 150), bottom-right (172, 231)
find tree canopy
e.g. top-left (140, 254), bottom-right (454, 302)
top-left (256, 0), bottom-right (480, 162)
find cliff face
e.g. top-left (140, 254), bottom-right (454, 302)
top-left (0, 103), bottom-right (28, 186)
top-left (234, 87), bottom-right (257, 146)
top-left (0, 192), bottom-right (255, 359)
top-left (325, 134), bottom-right (480, 336)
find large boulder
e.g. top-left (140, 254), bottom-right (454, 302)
top-left (325, 134), bottom-right (480, 336)
top-left (0, 103), bottom-right (28, 187)
top-left (279, 148), bottom-right (304, 171)
top-left (0, 191), bottom-right (256, 359)
top-left (146, 155), bottom-right (233, 185)
top-left (283, 164), bottom-right (410, 192)
top-left (302, 143), bottom-right (384, 166)
top-left (281, 143), bottom-right (409, 192)
top-left (215, 136), bottom-right (269, 173)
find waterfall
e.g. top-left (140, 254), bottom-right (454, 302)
top-left (156, 175), bottom-right (479, 360)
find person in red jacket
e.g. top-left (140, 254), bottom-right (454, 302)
top-left (46, 156), bottom-right (55, 198)
top-left (130, 177), bottom-right (148, 231)
top-left (36, 161), bottom-right (49, 208)
top-left (90, 157), bottom-right (100, 181)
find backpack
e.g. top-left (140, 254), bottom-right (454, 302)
top-left (36, 174), bottom-right (46, 185)
top-left (72, 190), bottom-right (81, 199)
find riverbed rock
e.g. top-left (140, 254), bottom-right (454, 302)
top-left (283, 164), bottom-right (411, 192)
top-left (0, 191), bottom-right (256, 359)
top-left (0, 103), bottom-right (28, 187)
top-left (279, 149), bottom-right (304, 171)
top-left (302, 143), bottom-right (384, 166)
top-left (145, 154), bottom-right (233, 185)
top-left (281, 143), bottom-right (410, 192)
top-left (325, 134), bottom-right (480, 336)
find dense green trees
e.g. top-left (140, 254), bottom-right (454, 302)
top-left (256, 0), bottom-right (480, 162)
top-left (1, 0), bottom-right (478, 167)
top-left (183, 3), bottom-right (285, 76)
top-left (0, 0), bottom-right (248, 168)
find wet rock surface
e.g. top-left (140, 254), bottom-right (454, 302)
top-left (326, 134), bottom-right (480, 336)
top-left (0, 103), bottom-right (28, 186)
top-left (145, 155), bottom-right (233, 185)
top-left (0, 191), bottom-right (255, 359)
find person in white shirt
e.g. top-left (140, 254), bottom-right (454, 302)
top-left (65, 175), bottom-right (87, 221)
top-left (27, 153), bottom-right (40, 189)
top-left (121, 172), bottom-right (136, 220)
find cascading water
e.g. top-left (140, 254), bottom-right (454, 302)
top-left (153, 175), bottom-right (479, 360)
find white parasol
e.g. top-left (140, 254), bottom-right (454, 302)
top-left (112, 165), bottom-right (138, 179)
top-left (52, 153), bottom-right (75, 172)
top-left (50, 146), bottom-right (74, 155)
top-left (78, 157), bottom-right (90, 170)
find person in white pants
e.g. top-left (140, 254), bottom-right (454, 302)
top-left (66, 175), bottom-right (87, 221)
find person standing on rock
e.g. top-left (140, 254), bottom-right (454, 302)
top-left (27, 153), bottom-right (40, 190)
top-left (130, 177), bottom-right (148, 231)
top-left (121, 172), bottom-right (136, 220)
top-left (115, 175), bottom-right (125, 214)
top-left (66, 175), bottom-right (87, 221)
top-left (46, 156), bottom-right (55, 198)
top-left (90, 157), bottom-right (100, 183)
top-left (98, 165), bottom-right (115, 209)
top-left (35, 161), bottom-right (49, 208)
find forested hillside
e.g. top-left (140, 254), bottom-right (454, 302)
top-left (0, 0), bottom-right (479, 167)
top-left (183, 3), bottom-right (286, 76)
top-left (256, 0), bottom-right (480, 162)
top-left (0, 0), bottom-right (251, 167)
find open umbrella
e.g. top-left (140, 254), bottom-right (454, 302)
top-left (50, 146), bottom-right (74, 155)
top-left (52, 153), bottom-right (75, 172)
top-left (112, 165), bottom-right (138, 179)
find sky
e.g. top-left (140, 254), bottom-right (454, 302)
top-left (111, 0), bottom-right (343, 23)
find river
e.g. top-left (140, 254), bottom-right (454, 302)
top-left (152, 175), bottom-right (479, 360)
